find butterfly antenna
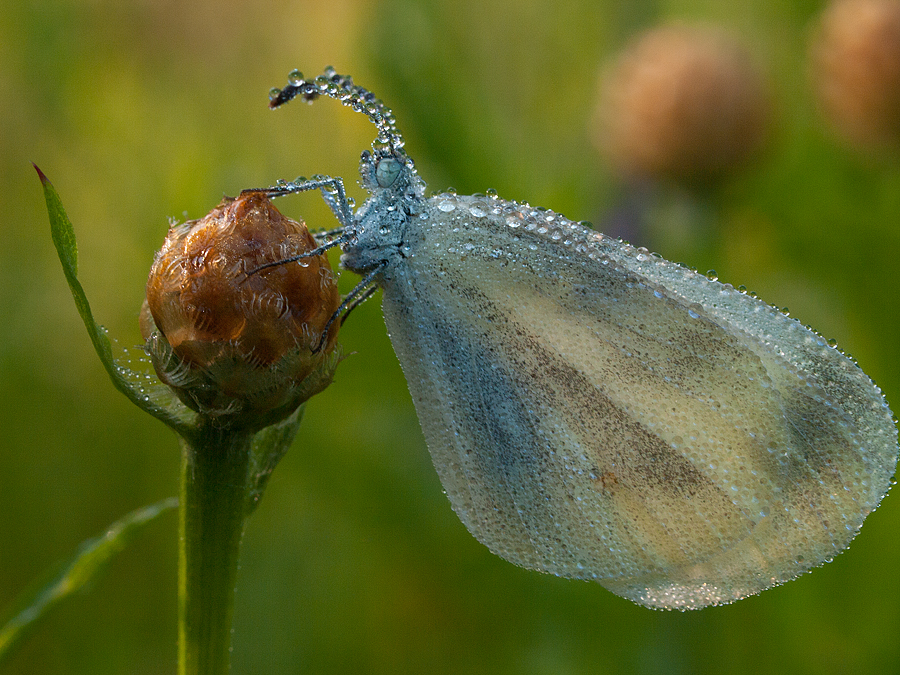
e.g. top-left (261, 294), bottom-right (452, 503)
top-left (269, 67), bottom-right (406, 156)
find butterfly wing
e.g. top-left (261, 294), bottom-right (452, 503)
top-left (376, 193), bottom-right (897, 609)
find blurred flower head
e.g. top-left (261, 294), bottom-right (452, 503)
top-left (595, 24), bottom-right (770, 184)
top-left (812, 0), bottom-right (900, 155)
top-left (141, 191), bottom-right (341, 421)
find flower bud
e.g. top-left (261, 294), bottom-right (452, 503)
top-left (141, 191), bottom-right (341, 422)
top-left (811, 0), bottom-right (900, 154)
top-left (595, 24), bottom-right (770, 183)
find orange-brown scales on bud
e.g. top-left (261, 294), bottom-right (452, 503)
top-left (141, 191), bottom-right (341, 418)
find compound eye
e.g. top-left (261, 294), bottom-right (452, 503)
top-left (375, 157), bottom-right (402, 187)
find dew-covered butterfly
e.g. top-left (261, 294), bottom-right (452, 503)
top-left (252, 67), bottom-right (898, 610)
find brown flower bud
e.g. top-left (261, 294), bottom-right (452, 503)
top-left (812, 0), bottom-right (900, 154)
top-left (141, 191), bottom-right (341, 421)
top-left (596, 25), bottom-right (770, 183)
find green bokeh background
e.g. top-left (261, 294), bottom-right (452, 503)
top-left (3, 0), bottom-right (899, 673)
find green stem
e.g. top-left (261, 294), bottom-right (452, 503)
top-left (178, 422), bottom-right (253, 675)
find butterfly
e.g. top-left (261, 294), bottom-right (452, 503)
top-left (253, 67), bottom-right (898, 610)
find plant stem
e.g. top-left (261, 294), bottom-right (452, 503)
top-left (178, 422), bottom-right (253, 675)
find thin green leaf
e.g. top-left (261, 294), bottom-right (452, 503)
top-left (246, 404), bottom-right (306, 514)
top-left (35, 166), bottom-right (195, 438)
top-left (0, 498), bottom-right (178, 666)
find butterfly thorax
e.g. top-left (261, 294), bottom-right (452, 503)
top-left (341, 149), bottom-right (426, 279)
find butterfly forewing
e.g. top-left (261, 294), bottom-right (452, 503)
top-left (376, 192), bottom-right (895, 609)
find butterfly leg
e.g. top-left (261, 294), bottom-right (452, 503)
top-left (241, 175), bottom-right (353, 229)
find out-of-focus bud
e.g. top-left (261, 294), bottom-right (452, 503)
top-left (141, 191), bottom-right (342, 422)
top-left (811, 0), bottom-right (900, 155)
top-left (595, 24), bottom-right (770, 183)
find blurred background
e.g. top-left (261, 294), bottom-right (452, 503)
top-left (3, 0), bottom-right (899, 673)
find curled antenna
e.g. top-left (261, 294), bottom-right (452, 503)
top-left (269, 67), bottom-right (406, 155)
